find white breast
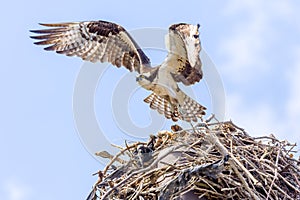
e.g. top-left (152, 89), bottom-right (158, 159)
top-left (155, 61), bottom-right (178, 98)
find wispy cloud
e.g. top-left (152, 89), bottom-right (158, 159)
top-left (225, 93), bottom-right (283, 137)
top-left (219, 0), bottom-right (296, 82)
top-left (3, 179), bottom-right (31, 200)
top-left (219, 1), bottom-right (269, 82)
top-left (217, 1), bottom-right (300, 152)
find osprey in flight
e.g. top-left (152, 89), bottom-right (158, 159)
top-left (30, 20), bottom-right (206, 122)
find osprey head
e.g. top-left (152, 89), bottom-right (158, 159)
top-left (136, 74), bottom-right (148, 82)
top-left (136, 68), bottom-right (158, 87)
top-left (136, 74), bottom-right (152, 87)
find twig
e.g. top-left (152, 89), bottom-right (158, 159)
top-left (230, 160), bottom-right (260, 200)
top-left (266, 144), bottom-right (281, 200)
top-left (102, 142), bottom-right (145, 175)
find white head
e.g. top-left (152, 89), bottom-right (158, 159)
top-left (136, 67), bottom-right (159, 87)
top-left (136, 74), bottom-right (152, 88)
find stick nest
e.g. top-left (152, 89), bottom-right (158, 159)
top-left (87, 121), bottom-right (300, 200)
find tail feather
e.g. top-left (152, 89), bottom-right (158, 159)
top-left (143, 92), bottom-right (206, 122)
top-left (178, 91), bottom-right (206, 122)
top-left (144, 93), bottom-right (179, 121)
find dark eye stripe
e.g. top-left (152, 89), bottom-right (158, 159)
top-left (193, 34), bottom-right (199, 39)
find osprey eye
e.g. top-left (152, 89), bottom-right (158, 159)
top-left (193, 34), bottom-right (199, 39)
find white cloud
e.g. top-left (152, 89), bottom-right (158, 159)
top-left (219, 1), bottom-right (296, 82)
top-left (3, 179), bottom-right (31, 200)
top-left (218, 1), bottom-right (300, 153)
top-left (225, 93), bottom-right (282, 137)
top-left (219, 3), bottom-right (268, 81)
top-left (223, 0), bottom-right (294, 19)
top-left (218, 17), bottom-right (268, 81)
top-left (271, 1), bottom-right (295, 19)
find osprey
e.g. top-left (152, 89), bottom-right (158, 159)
top-left (30, 20), bottom-right (206, 122)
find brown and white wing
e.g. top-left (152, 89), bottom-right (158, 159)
top-left (30, 20), bottom-right (151, 73)
top-left (164, 23), bottom-right (202, 85)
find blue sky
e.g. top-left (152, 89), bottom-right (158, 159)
top-left (1, 1), bottom-right (300, 199)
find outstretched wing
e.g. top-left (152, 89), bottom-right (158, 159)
top-left (164, 23), bottom-right (202, 85)
top-left (30, 20), bottom-right (151, 73)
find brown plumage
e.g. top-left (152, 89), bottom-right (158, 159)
top-left (30, 21), bottom-right (150, 73)
top-left (30, 20), bottom-right (206, 122)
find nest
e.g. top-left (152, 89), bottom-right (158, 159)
top-left (87, 120), bottom-right (300, 200)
